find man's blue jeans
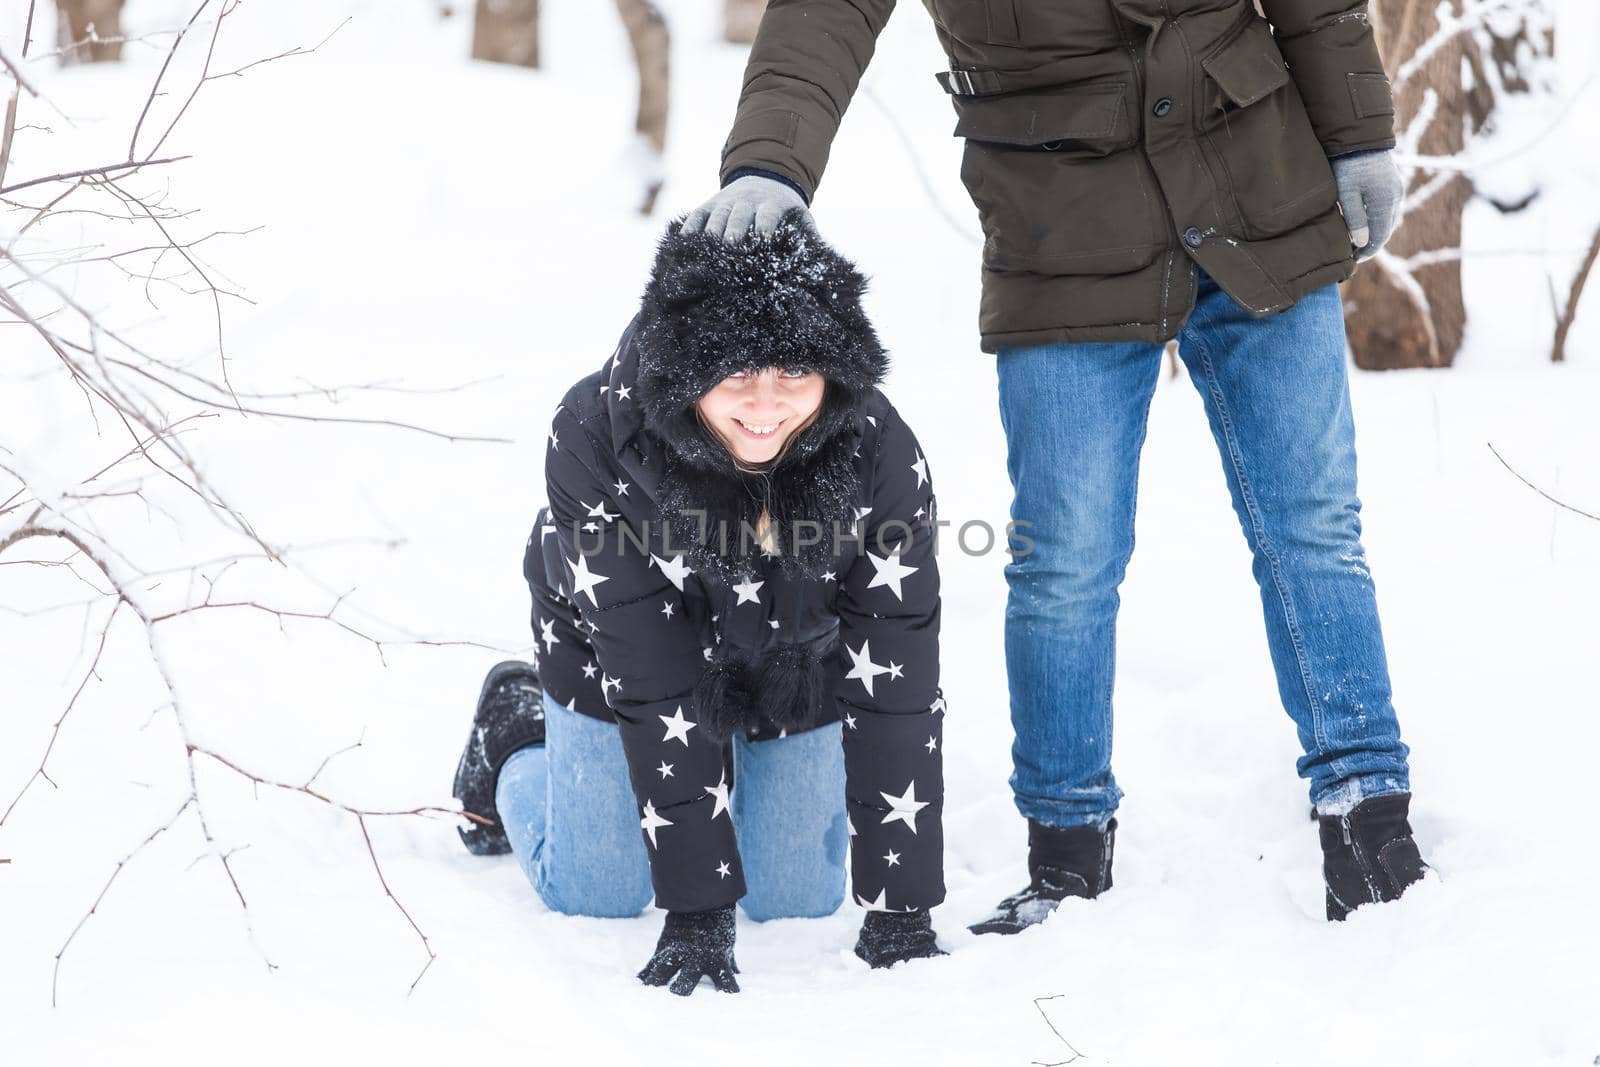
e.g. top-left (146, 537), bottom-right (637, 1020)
top-left (495, 690), bottom-right (848, 919)
top-left (995, 267), bottom-right (1411, 829)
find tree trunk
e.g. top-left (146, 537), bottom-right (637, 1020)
top-left (55, 0), bottom-right (125, 64)
top-left (724, 0), bottom-right (766, 45)
top-left (616, 0), bottom-right (670, 214)
top-left (472, 0), bottom-right (540, 69)
top-left (1344, 0), bottom-right (1553, 369)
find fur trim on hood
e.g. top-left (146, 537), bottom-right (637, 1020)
top-left (629, 209), bottom-right (890, 581)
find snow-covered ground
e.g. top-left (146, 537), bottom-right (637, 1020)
top-left (3, 1), bottom-right (1598, 1063)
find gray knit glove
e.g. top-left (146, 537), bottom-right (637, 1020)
top-left (1330, 148), bottom-right (1406, 262)
top-left (682, 174), bottom-right (812, 243)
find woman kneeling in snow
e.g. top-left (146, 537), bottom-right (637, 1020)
top-left (451, 213), bottom-right (948, 995)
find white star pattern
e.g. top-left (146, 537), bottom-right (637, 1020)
top-left (613, 479), bottom-right (630, 496)
top-left (888, 661), bottom-right (904, 681)
top-left (584, 499), bottom-right (617, 524)
top-left (732, 577), bottom-right (764, 605)
top-left (651, 553), bottom-right (692, 592)
top-left (879, 780), bottom-right (930, 834)
top-left (844, 639), bottom-right (893, 696)
top-left (930, 696), bottom-right (947, 714)
top-left (615, 383), bottom-right (632, 401)
top-left (910, 451), bottom-right (929, 489)
top-left (659, 706), bottom-right (696, 746)
top-left (565, 553), bottom-right (610, 607)
top-left (925, 735), bottom-right (938, 754)
top-left (715, 860), bottom-right (732, 879)
top-left (854, 887), bottom-right (889, 911)
top-left (848, 814), bottom-right (857, 837)
top-left (539, 617), bottom-right (559, 653)
top-left (656, 760), bottom-right (675, 779)
top-left (843, 712), bottom-right (858, 730)
top-left (661, 601), bottom-right (675, 619)
top-left (865, 547), bottom-right (919, 601)
top-left (821, 569), bottom-right (837, 583)
top-left (640, 800), bottom-right (672, 848)
top-left (548, 428), bottom-right (559, 449)
top-left (704, 769), bottom-right (731, 820)
top-left (582, 661), bottom-right (598, 679)
top-left (884, 850), bottom-right (901, 867)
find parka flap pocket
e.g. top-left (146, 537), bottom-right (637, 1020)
top-left (1201, 18), bottom-right (1290, 109)
top-left (722, 107), bottom-right (799, 157)
top-left (952, 82), bottom-right (1131, 150)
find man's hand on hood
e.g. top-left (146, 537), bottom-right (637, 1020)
top-left (682, 174), bottom-right (811, 243)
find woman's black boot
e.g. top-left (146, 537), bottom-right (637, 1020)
top-left (452, 660), bottom-right (546, 855)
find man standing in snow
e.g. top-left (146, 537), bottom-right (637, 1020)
top-left (685, 0), bottom-right (1427, 931)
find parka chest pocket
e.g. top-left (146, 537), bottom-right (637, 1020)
top-left (953, 81), bottom-right (1167, 276)
top-left (925, 0), bottom-right (1022, 46)
top-left (1198, 16), bottom-right (1340, 241)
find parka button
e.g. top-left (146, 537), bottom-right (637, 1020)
top-left (1152, 97), bottom-right (1173, 117)
top-left (1182, 227), bottom-right (1204, 248)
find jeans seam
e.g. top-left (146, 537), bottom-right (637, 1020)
top-left (1105, 362), bottom-right (1159, 804)
top-left (1183, 318), bottom-right (1345, 781)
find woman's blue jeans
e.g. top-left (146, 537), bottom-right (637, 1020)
top-left (995, 267), bottom-right (1411, 829)
top-left (495, 690), bottom-right (848, 919)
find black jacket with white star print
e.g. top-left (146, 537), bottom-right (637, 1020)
top-left (526, 303), bottom-right (946, 917)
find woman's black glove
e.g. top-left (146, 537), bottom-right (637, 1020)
top-left (853, 909), bottom-right (947, 969)
top-left (637, 904), bottom-right (740, 996)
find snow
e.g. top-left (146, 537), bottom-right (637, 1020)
top-left (2, 1), bottom-right (1598, 1064)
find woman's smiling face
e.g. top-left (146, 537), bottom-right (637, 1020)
top-left (694, 366), bottom-right (826, 465)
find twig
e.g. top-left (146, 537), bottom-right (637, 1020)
top-left (0, 156), bottom-right (192, 197)
top-left (0, 1), bottom-right (42, 189)
top-left (1552, 224), bottom-right (1600, 363)
top-left (54, 798), bottom-right (195, 1006)
top-left (1487, 442), bottom-right (1600, 522)
top-left (359, 815), bottom-right (437, 996)
top-left (129, 0), bottom-right (218, 162)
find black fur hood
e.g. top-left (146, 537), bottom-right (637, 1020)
top-left (613, 209), bottom-right (891, 582)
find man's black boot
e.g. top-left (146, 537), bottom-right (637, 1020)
top-left (968, 818), bottom-right (1116, 936)
top-left (1318, 792), bottom-right (1428, 921)
top-left (452, 660), bottom-right (546, 856)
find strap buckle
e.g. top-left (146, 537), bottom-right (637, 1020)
top-left (936, 67), bottom-right (1003, 97)
top-left (936, 67), bottom-right (979, 96)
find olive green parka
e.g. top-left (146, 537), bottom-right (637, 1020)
top-left (719, 0), bottom-right (1397, 351)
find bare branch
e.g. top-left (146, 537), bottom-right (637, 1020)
top-left (129, 0), bottom-right (219, 162)
top-left (0, 156), bottom-right (192, 197)
top-left (1552, 224), bottom-right (1600, 364)
top-left (54, 798), bottom-right (194, 1007)
top-left (1486, 443), bottom-right (1600, 523)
